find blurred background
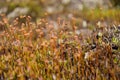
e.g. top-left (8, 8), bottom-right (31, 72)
top-left (0, 0), bottom-right (120, 23)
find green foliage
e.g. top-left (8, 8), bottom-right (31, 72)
top-left (26, 1), bottom-right (44, 20)
top-left (1, 0), bottom-right (45, 20)
top-left (81, 8), bottom-right (120, 22)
